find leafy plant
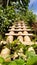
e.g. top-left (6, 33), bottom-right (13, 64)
top-left (0, 57), bottom-right (5, 63)
top-left (15, 58), bottom-right (25, 65)
top-left (26, 50), bottom-right (37, 65)
top-left (26, 55), bottom-right (37, 65)
top-left (8, 61), bottom-right (17, 65)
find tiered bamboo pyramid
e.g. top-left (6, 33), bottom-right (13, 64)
top-left (5, 21), bottom-right (34, 45)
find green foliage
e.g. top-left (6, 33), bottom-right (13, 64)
top-left (25, 11), bottom-right (36, 25)
top-left (0, 43), bottom-right (37, 65)
top-left (2, 58), bottom-right (25, 65)
top-left (2, 0), bottom-right (30, 11)
top-left (0, 7), bottom-right (16, 38)
top-left (26, 54), bottom-right (37, 65)
top-left (0, 57), bottom-right (25, 65)
top-left (32, 44), bottom-right (37, 54)
top-left (32, 44), bottom-right (37, 49)
top-left (0, 57), bottom-right (5, 63)
top-left (15, 58), bottom-right (25, 65)
top-left (0, 1), bottom-right (36, 39)
top-left (0, 35), bottom-right (2, 41)
top-left (8, 61), bottom-right (17, 65)
top-left (0, 1), bottom-right (37, 65)
top-left (1, 55), bottom-right (37, 65)
top-left (7, 40), bottom-right (24, 54)
top-left (26, 49), bottom-right (37, 65)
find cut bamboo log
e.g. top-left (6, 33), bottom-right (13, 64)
top-left (18, 23), bottom-right (21, 26)
top-left (18, 25), bottom-right (21, 28)
top-left (6, 35), bottom-right (13, 43)
top-left (6, 31), bottom-right (14, 43)
top-left (23, 31), bottom-right (28, 34)
top-left (5, 33), bottom-right (33, 36)
top-left (1, 47), bottom-right (11, 62)
top-left (23, 31), bottom-right (31, 42)
top-left (17, 32), bottom-right (23, 42)
top-left (24, 36), bottom-right (31, 42)
top-left (5, 21), bottom-right (34, 45)
top-left (8, 29), bottom-right (31, 32)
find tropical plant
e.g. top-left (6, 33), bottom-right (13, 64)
top-left (26, 51), bottom-right (37, 65)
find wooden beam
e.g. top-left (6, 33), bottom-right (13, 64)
top-left (5, 33), bottom-right (33, 36)
top-left (9, 25), bottom-right (30, 29)
top-left (8, 29), bottom-right (32, 32)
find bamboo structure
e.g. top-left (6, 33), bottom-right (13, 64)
top-left (5, 21), bottom-right (34, 45)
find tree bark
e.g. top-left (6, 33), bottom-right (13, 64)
top-left (2, 0), bottom-right (7, 7)
top-left (2, 0), bottom-right (11, 7)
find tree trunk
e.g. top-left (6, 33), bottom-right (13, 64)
top-left (2, 0), bottom-right (10, 8)
top-left (2, 0), bottom-right (7, 8)
top-left (7, 0), bottom-right (9, 6)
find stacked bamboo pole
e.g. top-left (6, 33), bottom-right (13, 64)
top-left (5, 21), bottom-right (34, 45)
